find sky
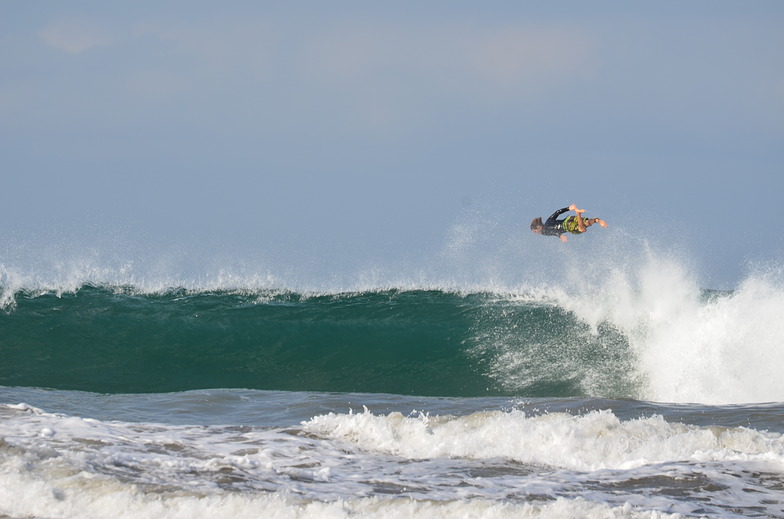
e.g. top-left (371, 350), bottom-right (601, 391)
top-left (1, 1), bottom-right (783, 290)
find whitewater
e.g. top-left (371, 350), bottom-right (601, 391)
top-left (2, 229), bottom-right (784, 518)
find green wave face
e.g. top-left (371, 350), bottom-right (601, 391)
top-left (1, 286), bottom-right (636, 397)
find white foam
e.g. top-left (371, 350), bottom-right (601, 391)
top-left (638, 274), bottom-right (784, 404)
top-left (549, 250), bottom-right (784, 404)
top-left (1, 403), bottom-right (779, 518)
top-left (303, 408), bottom-right (784, 472)
top-left (0, 474), bottom-right (683, 519)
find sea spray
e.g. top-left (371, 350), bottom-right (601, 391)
top-left (550, 251), bottom-right (784, 404)
top-left (638, 274), bottom-right (784, 404)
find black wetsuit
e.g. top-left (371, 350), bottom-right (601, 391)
top-left (540, 207), bottom-right (571, 237)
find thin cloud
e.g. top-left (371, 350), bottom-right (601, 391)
top-left (293, 20), bottom-right (597, 134)
top-left (134, 16), bottom-right (596, 99)
top-left (465, 26), bottom-right (596, 93)
top-left (38, 19), bottom-right (112, 54)
top-left (303, 21), bottom-right (596, 97)
top-left (128, 69), bottom-right (189, 100)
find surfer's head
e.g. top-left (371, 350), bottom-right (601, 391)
top-left (530, 217), bottom-right (543, 234)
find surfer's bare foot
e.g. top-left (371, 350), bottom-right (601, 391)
top-left (597, 218), bottom-right (608, 228)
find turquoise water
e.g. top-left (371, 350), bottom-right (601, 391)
top-left (1, 286), bottom-right (634, 397)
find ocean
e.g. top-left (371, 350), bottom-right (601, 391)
top-left (1, 249), bottom-right (784, 518)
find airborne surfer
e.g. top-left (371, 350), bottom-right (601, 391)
top-left (530, 204), bottom-right (607, 243)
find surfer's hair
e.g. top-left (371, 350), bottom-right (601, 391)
top-left (530, 217), bottom-right (543, 230)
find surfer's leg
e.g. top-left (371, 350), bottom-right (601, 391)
top-left (566, 205), bottom-right (588, 232)
top-left (574, 209), bottom-right (587, 232)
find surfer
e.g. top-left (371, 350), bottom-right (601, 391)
top-left (530, 204), bottom-right (607, 242)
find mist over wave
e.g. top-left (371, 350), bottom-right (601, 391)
top-left (0, 207), bottom-right (691, 297)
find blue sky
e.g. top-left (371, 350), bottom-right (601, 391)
top-left (1, 2), bottom-right (782, 289)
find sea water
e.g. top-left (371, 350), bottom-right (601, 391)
top-left (1, 239), bottom-right (784, 518)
